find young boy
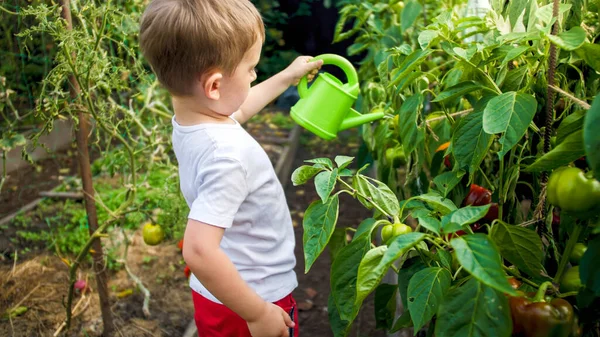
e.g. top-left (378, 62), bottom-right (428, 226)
top-left (139, 1), bottom-right (323, 336)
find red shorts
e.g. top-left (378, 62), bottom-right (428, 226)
top-left (192, 291), bottom-right (299, 337)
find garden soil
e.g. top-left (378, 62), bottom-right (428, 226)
top-left (0, 129), bottom-right (385, 337)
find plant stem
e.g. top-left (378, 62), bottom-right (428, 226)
top-left (503, 265), bottom-right (541, 289)
top-left (478, 167), bottom-right (495, 192)
top-left (337, 178), bottom-right (392, 218)
top-left (553, 223), bottom-right (583, 284)
top-left (534, 281), bottom-right (554, 302)
top-left (498, 157), bottom-right (504, 221)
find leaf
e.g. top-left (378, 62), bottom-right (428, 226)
top-left (407, 267), bottom-right (452, 331)
top-left (415, 215), bottom-right (442, 235)
top-left (433, 170), bottom-right (466, 197)
top-left (441, 205), bottom-right (491, 234)
top-left (525, 130), bottom-right (584, 172)
top-left (389, 49), bottom-right (433, 88)
top-left (433, 81), bottom-right (492, 103)
top-left (399, 93), bottom-right (425, 156)
top-left (356, 233), bottom-right (427, 307)
top-left (436, 250), bottom-right (453, 270)
top-left (418, 30), bottom-right (439, 49)
top-left (502, 46), bottom-right (530, 65)
top-left (414, 192), bottom-right (458, 215)
top-left (305, 157), bottom-right (333, 169)
top-left (0, 133), bottom-right (27, 151)
top-left (580, 236), bottom-right (600, 296)
top-left (374, 283), bottom-right (397, 330)
top-left (451, 234), bottom-right (519, 296)
top-left (536, 3), bottom-right (572, 25)
top-left (390, 311), bottom-right (413, 332)
top-left (452, 109), bottom-right (494, 182)
top-left (353, 175), bottom-right (400, 216)
top-left (401, 0), bottom-right (423, 33)
top-left (303, 195), bottom-right (340, 273)
top-left (315, 169), bottom-right (338, 203)
top-left (291, 165), bottom-right (323, 186)
top-left (556, 110), bottom-right (585, 145)
top-left (435, 278), bottom-right (512, 337)
top-left (584, 96), bottom-right (600, 179)
top-left (398, 256), bottom-right (427, 308)
top-left (331, 232), bottom-right (371, 321)
top-left (328, 294), bottom-right (352, 337)
top-left (576, 43), bottom-right (600, 72)
top-left (482, 92), bottom-right (537, 158)
top-left (491, 221), bottom-right (544, 277)
top-left (501, 66), bottom-right (528, 92)
top-left (329, 227), bottom-right (348, 262)
top-left (508, 0), bottom-right (529, 30)
top-left (546, 26), bottom-right (586, 51)
top-left (335, 156), bottom-right (354, 170)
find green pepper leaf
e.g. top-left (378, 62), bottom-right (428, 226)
top-left (433, 81), bottom-right (492, 103)
top-left (452, 109), bottom-right (494, 182)
top-left (291, 165), bottom-right (323, 186)
top-left (482, 92), bottom-right (537, 158)
top-left (546, 26), bottom-right (586, 51)
top-left (414, 192), bottom-right (458, 215)
top-left (399, 93), bottom-right (425, 156)
top-left (401, 0), bottom-right (423, 33)
top-left (441, 205), bottom-right (491, 234)
top-left (580, 236), bottom-right (600, 296)
top-left (525, 130), bottom-right (584, 172)
top-left (328, 294), bottom-right (352, 337)
top-left (356, 233), bottom-right (427, 309)
top-left (556, 110), bottom-right (585, 145)
top-left (433, 170), bottom-right (466, 198)
top-left (451, 234), bottom-right (519, 296)
top-left (584, 96), bottom-right (600, 179)
top-left (374, 283), bottom-right (397, 330)
top-left (331, 232), bottom-right (371, 321)
top-left (398, 256), bottom-right (427, 308)
top-left (315, 168), bottom-right (338, 203)
top-left (335, 155), bottom-right (354, 170)
top-left (353, 175), bottom-right (400, 216)
top-left (303, 195), bottom-right (339, 273)
top-left (491, 221), bottom-right (544, 277)
top-left (408, 267), bottom-right (452, 331)
top-left (435, 278), bottom-right (512, 337)
top-left (305, 157), bottom-right (333, 169)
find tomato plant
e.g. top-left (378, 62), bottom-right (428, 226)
top-left (294, 0), bottom-right (600, 335)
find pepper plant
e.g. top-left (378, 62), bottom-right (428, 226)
top-left (294, 0), bottom-right (600, 335)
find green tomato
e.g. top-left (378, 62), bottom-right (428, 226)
top-left (142, 223), bottom-right (165, 246)
top-left (547, 167), bottom-right (600, 213)
top-left (560, 266), bottom-right (582, 293)
top-left (569, 243), bottom-right (587, 265)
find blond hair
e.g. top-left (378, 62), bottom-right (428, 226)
top-left (140, 0), bottom-right (265, 96)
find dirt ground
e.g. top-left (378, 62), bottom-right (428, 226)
top-left (0, 128), bottom-right (385, 337)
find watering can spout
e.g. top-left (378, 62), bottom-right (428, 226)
top-left (339, 108), bottom-right (385, 131)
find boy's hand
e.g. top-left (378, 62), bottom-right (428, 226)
top-left (247, 302), bottom-right (295, 337)
top-left (284, 56), bottom-right (324, 86)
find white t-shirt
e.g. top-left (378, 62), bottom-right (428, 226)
top-left (171, 116), bottom-right (297, 303)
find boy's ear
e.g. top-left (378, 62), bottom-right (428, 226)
top-left (202, 72), bottom-right (223, 100)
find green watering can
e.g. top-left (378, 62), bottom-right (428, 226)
top-left (291, 54), bottom-right (385, 140)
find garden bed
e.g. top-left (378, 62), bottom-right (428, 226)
top-left (0, 108), bottom-right (316, 337)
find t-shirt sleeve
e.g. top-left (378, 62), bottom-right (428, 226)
top-left (188, 157), bottom-right (248, 228)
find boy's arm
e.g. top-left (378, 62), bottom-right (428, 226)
top-left (183, 219), bottom-right (294, 336)
top-left (234, 56), bottom-right (323, 124)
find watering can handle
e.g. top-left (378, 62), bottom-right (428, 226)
top-left (297, 54), bottom-right (359, 98)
